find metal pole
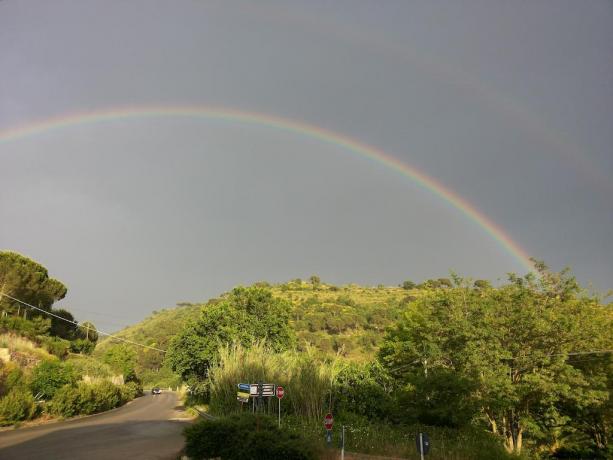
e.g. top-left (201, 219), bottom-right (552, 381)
top-left (419, 433), bottom-right (424, 460)
top-left (278, 397), bottom-right (281, 428)
top-left (341, 425), bottom-right (345, 460)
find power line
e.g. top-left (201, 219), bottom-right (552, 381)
top-left (0, 293), bottom-right (166, 353)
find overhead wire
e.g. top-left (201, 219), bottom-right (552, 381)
top-left (0, 293), bottom-right (166, 353)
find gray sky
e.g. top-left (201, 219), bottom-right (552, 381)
top-left (1, 0), bottom-right (611, 332)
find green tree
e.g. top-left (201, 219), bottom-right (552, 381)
top-left (102, 344), bottom-right (137, 377)
top-left (309, 275), bottom-right (320, 290)
top-left (166, 286), bottom-right (295, 382)
top-left (379, 266), bottom-right (612, 454)
top-left (401, 280), bottom-right (416, 290)
top-left (473, 279), bottom-right (491, 289)
top-left (0, 251), bottom-right (67, 316)
top-left (50, 308), bottom-right (78, 340)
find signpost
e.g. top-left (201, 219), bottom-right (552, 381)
top-left (237, 383), bottom-right (250, 403)
top-left (341, 425), bottom-right (345, 460)
top-left (249, 383), bottom-right (275, 397)
top-left (276, 386), bottom-right (284, 427)
top-left (324, 413), bottom-right (334, 445)
top-left (416, 432), bottom-right (430, 460)
top-left (324, 413), bottom-right (334, 431)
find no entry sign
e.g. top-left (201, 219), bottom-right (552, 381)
top-left (276, 386), bottom-right (284, 399)
top-left (324, 413), bottom-right (334, 431)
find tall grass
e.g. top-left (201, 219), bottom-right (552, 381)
top-left (208, 343), bottom-right (338, 420)
top-left (0, 333), bottom-right (56, 362)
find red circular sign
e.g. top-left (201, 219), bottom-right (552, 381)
top-left (324, 413), bottom-right (334, 430)
top-left (276, 386), bottom-right (284, 399)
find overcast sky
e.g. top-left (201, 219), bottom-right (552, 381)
top-left (1, 1), bottom-right (611, 332)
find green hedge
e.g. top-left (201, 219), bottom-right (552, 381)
top-left (50, 381), bottom-right (137, 418)
top-left (184, 414), bottom-right (317, 460)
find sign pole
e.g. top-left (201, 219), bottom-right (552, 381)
top-left (419, 433), bottom-right (424, 460)
top-left (278, 396), bottom-right (281, 428)
top-left (341, 425), bottom-right (345, 460)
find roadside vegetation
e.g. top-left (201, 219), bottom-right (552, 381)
top-left (0, 251), bottom-right (142, 426)
top-left (3, 250), bottom-right (610, 458)
top-left (164, 265), bottom-right (611, 459)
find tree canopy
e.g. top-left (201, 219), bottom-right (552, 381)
top-left (165, 286), bottom-right (295, 381)
top-left (0, 251), bottom-right (67, 315)
top-left (379, 265), bottom-right (612, 454)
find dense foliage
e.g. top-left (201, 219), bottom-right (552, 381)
top-left (0, 251), bottom-right (98, 352)
top-left (379, 265), bottom-right (612, 456)
top-left (29, 361), bottom-right (77, 399)
top-left (50, 380), bottom-right (136, 418)
top-left (166, 286), bottom-right (295, 385)
top-left (0, 251), bottom-right (138, 427)
top-left (184, 414), bottom-right (317, 460)
top-left (0, 388), bottom-right (36, 425)
top-left (172, 267), bottom-right (612, 458)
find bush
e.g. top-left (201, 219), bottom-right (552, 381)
top-left (69, 338), bottom-right (95, 355)
top-left (1, 363), bottom-right (25, 395)
top-left (37, 336), bottom-right (71, 358)
top-left (50, 381), bottom-right (128, 418)
top-left (184, 414), bottom-right (317, 460)
top-left (333, 361), bottom-right (394, 421)
top-left (50, 384), bottom-right (81, 417)
top-left (0, 388), bottom-right (36, 425)
top-left (85, 381), bottom-right (122, 413)
top-left (29, 360), bottom-right (76, 399)
top-left (0, 316), bottom-right (50, 339)
top-left (120, 381), bottom-right (143, 401)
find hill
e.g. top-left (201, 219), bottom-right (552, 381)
top-left (96, 279), bottom-right (421, 382)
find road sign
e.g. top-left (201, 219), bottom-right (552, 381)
top-left (416, 432), bottom-right (430, 458)
top-left (250, 383), bottom-right (275, 397)
top-left (236, 391), bottom-right (249, 403)
top-left (276, 386), bottom-right (284, 399)
top-left (324, 413), bottom-right (334, 431)
top-left (238, 383), bottom-right (250, 392)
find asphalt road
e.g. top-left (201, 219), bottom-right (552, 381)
top-left (0, 392), bottom-right (192, 460)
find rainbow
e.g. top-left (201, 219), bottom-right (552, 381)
top-left (0, 105), bottom-right (534, 271)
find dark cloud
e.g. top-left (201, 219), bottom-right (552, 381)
top-left (1, 1), bottom-right (611, 331)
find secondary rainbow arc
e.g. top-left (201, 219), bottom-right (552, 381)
top-left (0, 105), bottom-right (534, 272)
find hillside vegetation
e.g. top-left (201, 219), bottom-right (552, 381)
top-left (0, 251), bottom-right (142, 426)
top-left (95, 278), bottom-right (425, 389)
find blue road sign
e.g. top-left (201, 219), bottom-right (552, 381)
top-left (238, 383), bottom-right (250, 392)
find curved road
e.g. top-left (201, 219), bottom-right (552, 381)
top-left (0, 392), bottom-right (192, 460)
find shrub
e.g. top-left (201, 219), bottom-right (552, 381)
top-left (184, 414), bottom-right (317, 460)
top-left (37, 336), bottom-right (71, 358)
top-left (1, 364), bottom-right (25, 394)
top-left (50, 384), bottom-right (82, 417)
top-left (87, 381), bottom-right (122, 413)
top-left (0, 388), bottom-right (36, 425)
top-left (120, 381), bottom-right (142, 401)
top-left (69, 338), bottom-right (95, 355)
top-left (333, 361), bottom-right (394, 421)
top-left (29, 361), bottom-right (76, 399)
top-left (50, 381), bottom-right (127, 418)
